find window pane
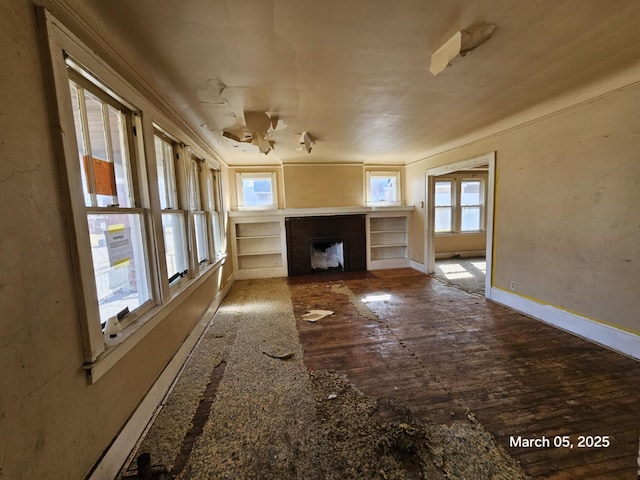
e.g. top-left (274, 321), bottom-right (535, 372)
top-left (435, 207), bottom-right (452, 232)
top-left (190, 161), bottom-right (202, 210)
top-left (242, 178), bottom-right (273, 206)
top-left (194, 212), bottom-right (208, 264)
top-left (87, 213), bottom-right (150, 325)
top-left (435, 181), bottom-right (452, 206)
top-left (107, 106), bottom-right (133, 208)
top-left (70, 81), bottom-right (135, 208)
top-left (461, 206), bottom-right (481, 231)
top-left (461, 181), bottom-right (481, 206)
top-left (69, 83), bottom-right (93, 206)
top-left (154, 136), bottom-right (178, 209)
top-left (161, 212), bottom-right (189, 282)
top-left (206, 171), bottom-right (215, 211)
top-left (84, 90), bottom-right (108, 161)
top-left (212, 211), bottom-right (223, 257)
top-left (370, 176), bottom-right (396, 202)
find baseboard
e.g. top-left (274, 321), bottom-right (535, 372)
top-left (435, 250), bottom-right (486, 259)
top-left (88, 274), bottom-right (235, 480)
top-left (490, 287), bottom-right (640, 361)
top-left (410, 260), bottom-right (426, 273)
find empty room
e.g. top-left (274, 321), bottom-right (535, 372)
top-left (1, 1), bottom-right (639, 479)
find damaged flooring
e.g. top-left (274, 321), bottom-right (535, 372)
top-left (291, 269), bottom-right (640, 479)
top-left (122, 269), bottom-right (640, 479)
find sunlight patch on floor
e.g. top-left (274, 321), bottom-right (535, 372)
top-left (470, 261), bottom-right (486, 273)
top-left (361, 293), bottom-right (392, 303)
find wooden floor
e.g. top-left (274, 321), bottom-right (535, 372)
top-left (289, 269), bottom-right (640, 480)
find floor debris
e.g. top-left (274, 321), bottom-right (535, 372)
top-left (262, 350), bottom-right (295, 360)
top-left (302, 309), bottom-right (334, 322)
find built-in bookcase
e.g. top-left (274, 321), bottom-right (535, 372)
top-left (366, 211), bottom-right (410, 269)
top-left (230, 216), bottom-right (287, 279)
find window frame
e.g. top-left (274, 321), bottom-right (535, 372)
top-left (189, 155), bottom-right (210, 268)
top-left (235, 172), bottom-right (278, 210)
top-left (42, 10), bottom-right (229, 378)
top-left (366, 171), bottom-right (402, 206)
top-left (68, 75), bottom-right (155, 331)
top-left (434, 179), bottom-right (454, 233)
top-left (43, 26), bottom-right (162, 363)
top-left (459, 179), bottom-right (484, 233)
top-left (153, 131), bottom-right (190, 288)
top-left (434, 176), bottom-right (486, 236)
top-left (207, 168), bottom-right (226, 259)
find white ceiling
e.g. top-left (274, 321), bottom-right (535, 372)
top-left (80, 0), bottom-right (640, 166)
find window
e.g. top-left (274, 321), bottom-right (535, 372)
top-left (190, 157), bottom-right (209, 265)
top-left (434, 180), bottom-right (453, 232)
top-left (45, 13), bottom-right (229, 374)
top-left (154, 134), bottom-right (189, 284)
top-left (460, 180), bottom-right (482, 232)
top-left (236, 172), bottom-right (277, 209)
top-left (434, 177), bottom-right (485, 234)
top-left (69, 77), bottom-right (152, 328)
top-left (207, 168), bottom-right (225, 258)
top-left (366, 171), bottom-right (401, 205)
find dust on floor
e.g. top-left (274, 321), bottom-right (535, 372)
top-left (120, 278), bottom-right (530, 480)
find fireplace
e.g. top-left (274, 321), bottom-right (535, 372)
top-left (285, 215), bottom-right (366, 276)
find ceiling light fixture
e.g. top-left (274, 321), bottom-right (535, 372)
top-left (298, 132), bottom-right (313, 154)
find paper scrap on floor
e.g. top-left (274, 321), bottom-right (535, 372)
top-left (302, 310), bottom-right (334, 322)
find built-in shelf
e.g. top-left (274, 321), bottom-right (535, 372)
top-left (231, 216), bottom-right (287, 279)
top-left (366, 212), bottom-right (410, 269)
top-left (230, 208), bottom-right (413, 278)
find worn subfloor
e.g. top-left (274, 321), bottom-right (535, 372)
top-left (122, 269), bottom-right (640, 479)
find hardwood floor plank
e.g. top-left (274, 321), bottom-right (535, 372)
top-left (289, 269), bottom-right (640, 479)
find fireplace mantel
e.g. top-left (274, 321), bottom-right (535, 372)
top-left (229, 205), bottom-right (413, 218)
top-left (229, 207), bottom-right (412, 279)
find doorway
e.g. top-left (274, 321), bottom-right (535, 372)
top-left (425, 152), bottom-right (495, 298)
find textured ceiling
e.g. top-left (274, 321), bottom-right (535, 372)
top-left (81, 0), bottom-right (640, 166)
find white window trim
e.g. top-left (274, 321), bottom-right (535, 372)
top-left (235, 171), bottom-right (278, 210)
top-left (42, 9), bottom-right (228, 381)
top-left (189, 155), bottom-right (210, 269)
top-left (366, 171), bottom-right (402, 206)
top-left (208, 168), bottom-right (227, 260)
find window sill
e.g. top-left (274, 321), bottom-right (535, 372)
top-left (83, 255), bottom-right (227, 384)
top-left (236, 205), bottom-right (279, 211)
top-left (366, 201), bottom-right (402, 208)
top-left (435, 230), bottom-right (486, 236)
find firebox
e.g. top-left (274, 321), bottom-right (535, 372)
top-left (310, 241), bottom-right (344, 271)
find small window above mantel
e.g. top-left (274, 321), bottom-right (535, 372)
top-left (366, 171), bottom-right (401, 206)
top-left (235, 172), bottom-right (278, 210)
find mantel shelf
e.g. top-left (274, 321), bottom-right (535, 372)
top-left (371, 229), bottom-right (407, 234)
top-left (236, 235), bottom-right (281, 240)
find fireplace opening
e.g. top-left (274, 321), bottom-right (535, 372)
top-left (310, 241), bottom-right (344, 272)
